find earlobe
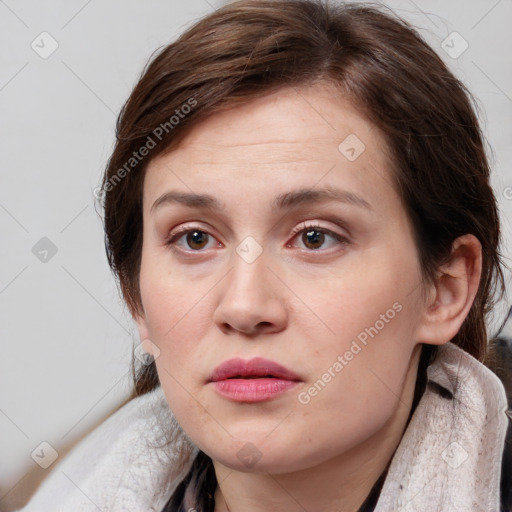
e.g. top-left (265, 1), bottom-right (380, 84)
top-left (141, 338), bottom-right (156, 356)
top-left (134, 313), bottom-right (154, 356)
top-left (415, 234), bottom-right (482, 346)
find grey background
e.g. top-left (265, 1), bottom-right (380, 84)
top-left (0, 0), bottom-right (511, 509)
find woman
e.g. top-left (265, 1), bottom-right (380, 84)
top-left (19, 0), bottom-right (511, 510)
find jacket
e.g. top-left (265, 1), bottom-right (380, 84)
top-left (17, 341), bottom-right (511, 512)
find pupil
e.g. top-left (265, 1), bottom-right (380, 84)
top-left (187, 230), bottom-right (208, 250)
top-left (303, 229), bottom-right (324, 249)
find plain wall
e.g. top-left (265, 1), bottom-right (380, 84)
top-left (1, 0), bottom-right (511, 509)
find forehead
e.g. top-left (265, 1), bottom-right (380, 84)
top-left (164, 84), bottom-right (387, 165)
top-left (143, 83), bottom-right (397, 212)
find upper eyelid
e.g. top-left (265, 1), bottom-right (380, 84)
top-left (291, 221), bottom-right (344, 236)
top-left (161, 207), bottom-right (355, 238)
top-left (168, 222), bottom-right (341, 239)
top-left (167, 223), bottom-right (219, 241)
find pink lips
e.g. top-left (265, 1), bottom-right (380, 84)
top-left (208, 357), bottom-right (301, 403)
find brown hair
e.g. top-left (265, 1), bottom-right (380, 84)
top-left (99, 0), bottom-right (506, 508)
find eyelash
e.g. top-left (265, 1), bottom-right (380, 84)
top-left (165, 222), bottom-right (349, 254)
top-left (288, 222), bottom-right (349, 250)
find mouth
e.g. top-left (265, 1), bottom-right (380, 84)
top-left (208, 357), bottom-right (301, 403)
top-left (208, 357), bottom-right (301, 382)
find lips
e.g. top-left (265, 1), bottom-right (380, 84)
top-left (208, 357), bottom-right (301, 403)
top-left (209, 357), bottom-right (301, 383)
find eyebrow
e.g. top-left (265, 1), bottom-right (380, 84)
top-left (150, 186), bottom-right (372, 213)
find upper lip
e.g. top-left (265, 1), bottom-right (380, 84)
top-left (208, 357), bottom-right (301, 382)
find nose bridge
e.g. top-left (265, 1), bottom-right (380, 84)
top-left (213, 240), bottom-right (288, 334)
top-left (226, 241), bottom-right (272, 303)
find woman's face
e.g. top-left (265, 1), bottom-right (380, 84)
top-left (136, 83), bottom-right (430, 473)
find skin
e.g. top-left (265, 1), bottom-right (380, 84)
top-left (134, 83), bottom-right (482, 512)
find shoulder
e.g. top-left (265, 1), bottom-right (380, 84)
top-left (18, 386), bottom-right (198, 512)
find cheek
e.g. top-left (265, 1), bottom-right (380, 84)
top-left (138, 256), bottom-right (217, 393)
top-left (289, 248), bottom-right (423, 422)
top-left (143, 285), bottom-right (217, 447)
top-left (139, 248), bottom-right (207, 335)
top-left (284, 303), bottom-right (419, 468)
top-left (292, 246), bottom-right (422, 353)
top-left (280, 356), bottom-right (411, 469)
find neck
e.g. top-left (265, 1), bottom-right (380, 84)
top-left (213, 345), bottom-right (422, 512)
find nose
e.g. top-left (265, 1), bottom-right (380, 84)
top-left (212, 249), bottom-right (288, 337)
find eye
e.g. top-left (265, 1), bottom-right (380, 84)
top-left (166, 228), bottom-right (219, 251)
top-left (289, 223), bottom-right (349, 251)
top-left (165, 222), bottom-right (349, 254)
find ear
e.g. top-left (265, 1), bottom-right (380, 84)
top-left (415, 234), bottom-right (482, 345)
top-left (133, 311), bottom-right (156, 357)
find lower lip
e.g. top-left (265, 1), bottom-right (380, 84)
top-left (211, 378), bottom-right (299, 402)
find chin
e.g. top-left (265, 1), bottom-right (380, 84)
top-left (200, 430), bottom-right (322, 475)
top-left (212, 447), bottom-right (300, 474)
